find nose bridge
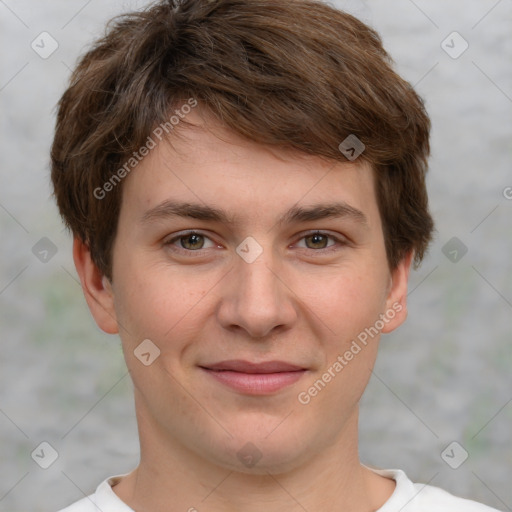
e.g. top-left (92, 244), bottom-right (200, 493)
top-left (218, 238), bottom-right (296, 338)
top-left (240, 256), bottom-right (279, 306)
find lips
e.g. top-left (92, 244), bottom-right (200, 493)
top-left (199, 360), bottom-right (307, 394)
top-left (201, 360), bottom-right (306, 373)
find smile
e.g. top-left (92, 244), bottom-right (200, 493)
top-left (199, 360), bottom-right (308, 395)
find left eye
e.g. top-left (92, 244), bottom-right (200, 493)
top-left (165, 232), bottom-right (216, 251)
top-left (296, 232), bottom-right (339, 250)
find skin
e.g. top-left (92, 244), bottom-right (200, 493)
top-left (74, 108), bottom-right (413, 512)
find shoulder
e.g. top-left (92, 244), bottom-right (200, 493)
top-left (56, 474), bottom-right (133, 512)
top-left (372, 467), bottom-right (503, 512)
top-left (411, 481), bottom-right (502, 511)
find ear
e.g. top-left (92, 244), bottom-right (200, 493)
top-left (72, 237), bottom-right (119, 334)
top-left (381, 251), bottom-right (414, 334)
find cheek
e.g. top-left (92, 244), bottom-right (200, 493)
top-left (298, 270), bottom-right (387, 411)
top-left (313, 266), bottom-right (388, 340)
top-left (112, 259), bottom-right (212, 348)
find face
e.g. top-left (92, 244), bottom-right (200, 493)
top-left (76, 109), bottom-right (411, 474)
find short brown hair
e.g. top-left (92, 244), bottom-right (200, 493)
top-left (51, 0), bottom-right (434, 280)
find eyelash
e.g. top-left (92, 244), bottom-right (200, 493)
top-left (163, 230), bottom-right (348, 256)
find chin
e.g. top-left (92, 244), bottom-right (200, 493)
top-left (202, 422), bottom-right (316, 475)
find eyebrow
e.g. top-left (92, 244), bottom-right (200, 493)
top-left (278, 202), bottom-right (367, 227)
top-left (140, 200), bottom-right (368, 228)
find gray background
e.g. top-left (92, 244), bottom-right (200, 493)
top-left (0, 0), bottom-right (511, 510)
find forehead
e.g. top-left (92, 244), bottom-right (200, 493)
top-left (119, 109), bottom-right (380, 230)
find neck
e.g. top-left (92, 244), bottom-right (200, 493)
top-left (113, 395), bottom-right (395, 512)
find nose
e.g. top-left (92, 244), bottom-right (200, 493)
top-left (216, 246), bottom-right (298, 339)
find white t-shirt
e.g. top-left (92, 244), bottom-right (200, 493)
top-left (57, 468), bottom-right (502, 511)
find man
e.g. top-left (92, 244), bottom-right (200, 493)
top-left (51, 0), bottom-right (501, 510)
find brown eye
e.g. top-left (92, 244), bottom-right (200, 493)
top-left (179, 233), bottom-right (205, 250)
top-left (164, 231), bottom-right (216, 253)
top-left (295, 231), bottom-right (347, 254)
top-left (304, 233), bottom-right (330, 249)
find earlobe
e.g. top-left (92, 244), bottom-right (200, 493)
top-left (381, 251), bottom-right (414, 334)
top-left (72, 237), bottom-right (119, 334)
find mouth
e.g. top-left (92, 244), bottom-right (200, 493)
top-left (199, 360), bottom-right (308, 395)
